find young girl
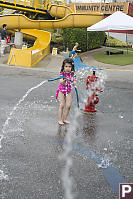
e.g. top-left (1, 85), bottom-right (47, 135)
top-left (71, 42), bottom-right (81, 58)
top-left (56, 58), bottom-right (77, 125)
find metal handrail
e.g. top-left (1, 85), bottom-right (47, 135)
top-left (0, 0), bottom-right (66, 10)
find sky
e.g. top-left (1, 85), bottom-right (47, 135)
top-left (70, 0), bottom-right (108, 3)
top-left (73, 0), bottom-right (92, 2)
top-left (71, 0), bottom-right (96, 2)
top-left (72, 0), bottom-right (89, 2)
top-left (71, 0), bottom-right (90, 2)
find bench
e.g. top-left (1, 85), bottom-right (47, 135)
top-left (106, 50), bottom-right (124, 55)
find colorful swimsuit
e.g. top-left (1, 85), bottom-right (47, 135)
top-left (56, 72), bottom-right (76, 99)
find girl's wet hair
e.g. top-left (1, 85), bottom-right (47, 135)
top-left (60, 58), bottom-right (75, 73)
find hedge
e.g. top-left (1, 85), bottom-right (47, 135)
top-left (50, 31), bottom-right (64, 52)
top-left (63, 28), bottom-right (105, 52)
top-left (106, 36), bottom-right (130, 48)
top-left (63, 28), bottom-right (87, 52)
top-left (87, 31), bottom-right (105, 50)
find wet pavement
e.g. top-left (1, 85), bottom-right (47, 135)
top-left (0, 55), bottom-right (133, 199)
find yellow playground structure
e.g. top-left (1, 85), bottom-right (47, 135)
top-left (0, 0), bottom-right (104, 67)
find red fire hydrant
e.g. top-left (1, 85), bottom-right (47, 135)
top-left (81, 71), bottom-right (103, 113)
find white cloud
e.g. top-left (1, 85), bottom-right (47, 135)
top-left (71, 0), bottom-right (94, 2)
top-left (71, 0), bottom-right (111, 2)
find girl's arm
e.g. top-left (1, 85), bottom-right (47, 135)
top-left (73, 80), bottom-right (77, 87)
top-left (73, 46), bottom-right (76, 51)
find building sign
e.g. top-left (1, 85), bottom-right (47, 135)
top-left (70, 2), bottom-right (129, 14)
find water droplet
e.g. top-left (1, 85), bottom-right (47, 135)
top-left (119, 114), bottom-right (124, 119)
top-left (97, 158), bottom-right (110, 169)
top-left (0, 170), bottom-right (9, 181)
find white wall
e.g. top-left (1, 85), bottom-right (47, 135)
top-left (107, 32), bottom-right (133, 45)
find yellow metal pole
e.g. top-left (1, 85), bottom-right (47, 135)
top-left (14, 0), bottom-right (16, 6)
top-left (34, 0), bottom-right (39, 9)
top-left (73, 4), bottom-right (76, 13)
top-left (47, 0), bottom-right (51, 10)
top-left (45, 0), bottom-right (47, 9)
top-left (24, 0), bottom-right (26, 7)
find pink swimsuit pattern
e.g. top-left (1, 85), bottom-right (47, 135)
top-left (56, 72), bottom-right (76, 99)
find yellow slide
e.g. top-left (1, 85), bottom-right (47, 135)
top-left (0, 13), bottom-right (103, 29)
top-left (7, 29), bottom-right (51, 67)
top-left (49, 4), bottom-right (74, 18)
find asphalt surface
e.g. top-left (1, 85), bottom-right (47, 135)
top-left (0, 53), bottom-right (133, 199)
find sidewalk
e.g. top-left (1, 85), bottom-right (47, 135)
top-left (0, 53), bottom-right (65, 73)
top-left (80, 47), bottom-right (133, 83)
top-left (80, 47), bottom-right (133, 71)
top-left (0, 53), bottom-right (10, 66)
top-left (0, 47), bottom-right (133, 73)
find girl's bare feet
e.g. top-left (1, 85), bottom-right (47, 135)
top-left (58, 121), bottom-right (64, 125)
top-left (63, 120), bottom-right (70, 124)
